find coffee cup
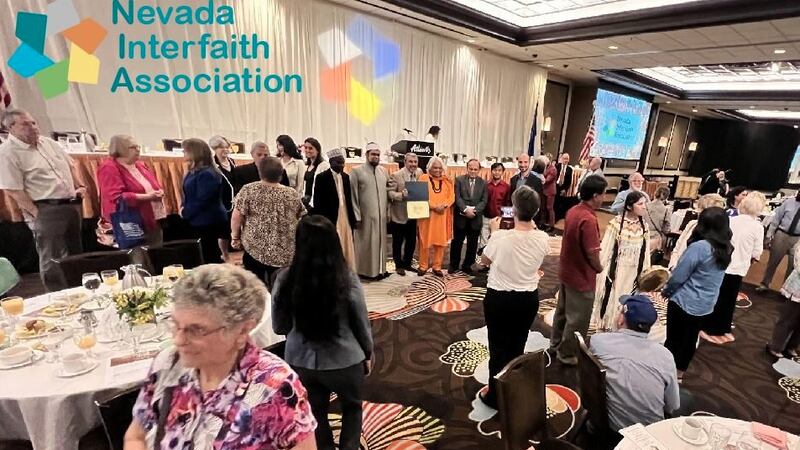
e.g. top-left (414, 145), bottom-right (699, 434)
top-left (681, 418), bottom-right (703, 440)
top-left (0, 345), bottom-right (32, 365)
top-left (61, 352), bottom-right (88, 373)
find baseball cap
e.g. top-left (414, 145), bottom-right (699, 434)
top-left (619, 294), bottom-right (657, 333)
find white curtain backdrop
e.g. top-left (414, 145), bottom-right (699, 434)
top-left (1, 0), bottom-right (547, 159)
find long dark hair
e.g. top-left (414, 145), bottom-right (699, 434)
top-left (276, 215), bottom-right (351, 341)
top-left (276, 134), bottom-right (302, 160)
top-left (304, 137), bottom-right (323, 168)
top-left (688, 207), bottom-right (733, 269)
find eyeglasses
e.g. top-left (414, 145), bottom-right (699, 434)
top-left (165, 318), bottom-right (226, 339)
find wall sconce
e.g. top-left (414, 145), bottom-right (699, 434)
top-left (542, 116), bottom-right (552, 132)
top-left (657, 136), bottom-right (669, 148)
top-left (688, 141), bottom-right (698, 151)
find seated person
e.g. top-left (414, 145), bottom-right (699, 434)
top-left (589, 294), bottom-right (679, 435)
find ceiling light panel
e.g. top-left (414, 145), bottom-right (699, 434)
top-left (450, 0), bottom-right (702, 27)
top-left (736, 109), bottom-right (800, 119)
top-left (633, 61), bottom-right (800, 91)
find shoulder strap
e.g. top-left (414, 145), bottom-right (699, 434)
top-left (154, 386), bottom-right (174, 449)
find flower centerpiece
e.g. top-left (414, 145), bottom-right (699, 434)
top-left (113, 287), bottom-right (169, 325)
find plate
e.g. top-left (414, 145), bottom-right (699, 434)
top-left (56, 360), bottom-right (99, 378)
top-left (80, 300), bottom-right (104, 311)
top-left (14, 322), bottom-right (62, 340)
top-left (672, 422), bottom-right (709, 446)
top-left (0, 350), bottom-right (44, 370)
top-left (39, 304), bottom-right (81, 317)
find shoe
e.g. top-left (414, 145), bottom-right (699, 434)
top-left (448, 266), bottom-right (459, 274)
top-left (461, 266), bottom-right (474, 275)
top-left (755, 284), bottom-right (770, 293)
top-left (396, 267), bottom-right (406, 276)
top-left (417, 268), bottom-right (428, 276)
top-left (787, 349), bottom-right (799, 358)
top-left (478, 392), bottom-right (497, 410)
top-left (766, 344), bottom-right (784, 359)
top-left (432, 269), bottom-right (444, 277)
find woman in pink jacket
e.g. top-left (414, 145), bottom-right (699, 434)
top-left (97, 135), bottom-right (166, 245)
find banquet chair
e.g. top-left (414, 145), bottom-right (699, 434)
top-left (94, 385), bottom-right (141, 450)
top-left (143, 239), bottom-right (204, 275)
top-left (0, 257), bottom-right (20, 296)
top-left (574, 332), bottom-right (612, 449)
top-left (53, 250), bottom-right (135, 289)
top-left (496, 349), bottom-right (547, 450)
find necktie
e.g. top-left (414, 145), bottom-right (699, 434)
top-left (469, 179), bottom-right (475, 197)
top-left (557, 165), bottom-right (565, 185)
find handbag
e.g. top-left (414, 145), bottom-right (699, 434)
top-left (111, 198), bottom-right (146, 249)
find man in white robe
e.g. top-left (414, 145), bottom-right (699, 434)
top-left (350, 142), bottom-right (389, 279)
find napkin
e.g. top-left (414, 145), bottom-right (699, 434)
top-left (751, 422), bottom-right (788, 450)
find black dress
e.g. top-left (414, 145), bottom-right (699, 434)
top-left (303, 164), bottom-right (317, 206)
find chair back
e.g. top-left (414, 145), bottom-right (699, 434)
top-left (94, 386), bottom-right (141, 450)
top-left (679, 210), bottom-right (698, 231)
top-left (0, 257), bottom-right (20, 296)
top-left (53, 250), bottom-right (134, 289)
top-left (575, 332), bottom-right (610, 441)
top-left (496, 349), bottom-right (547, 450)
top-left (143, 239), bottom-right (203, 275)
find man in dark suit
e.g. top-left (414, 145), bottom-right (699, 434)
top-left (232, 142), bottom-right (290, 194)
top-left (510, 153), bottom-right (545, 226)
top-left (311, 148), bottom-right (358, 270)
top-left (450, 159), bottom-right (487, 274)
top-left (555, 152), bottom-right (574, 221)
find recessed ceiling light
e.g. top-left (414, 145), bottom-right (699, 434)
top-left (466, 38), bottom-right (476, 43)
top-left (737, 109), bottom-right (800, 120)
top-left (692, 108), bottom-right (698, 112)
top-left (775, 49), bottom-right (787, 54)
top-left (750, 105), bottom-right (756, 108)
top-left (666, 101), bottom-right (671, 104)
top-left (546, 64), bottom-right (554, 67)
top-left (608, 45), bottom-right (619, 50)
top-left (795, 125), bottom-right (799, 129)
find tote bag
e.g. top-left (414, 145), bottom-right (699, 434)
top-left (111, 198), bottom-right (146, 249)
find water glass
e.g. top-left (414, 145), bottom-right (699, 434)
top-left (736, 437), bottom-right (761, 450)
top-left (709, 423), bottom-right (732, 450)
top-left (101, 270), bottom-right (119, 289)
top-left (82, 273), bottom-right (102, 298)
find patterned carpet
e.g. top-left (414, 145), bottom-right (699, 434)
top-left (355, 250), bottom-right (800, 449)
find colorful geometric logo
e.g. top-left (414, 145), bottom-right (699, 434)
top-left (317, 16), bottom-right (400, 126)
top-left (7, 0), bottom-right (107, 99)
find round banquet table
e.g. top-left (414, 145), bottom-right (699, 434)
top-left (615, 416), bottom-right (800, 449)
top-left (0, 284), bottom-right (282, 450)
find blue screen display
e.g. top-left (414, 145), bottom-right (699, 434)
top-left (593, 89), bottom-right (653, 160)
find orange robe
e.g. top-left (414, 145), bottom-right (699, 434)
top-left (417, 173), bottom-right (455, 249)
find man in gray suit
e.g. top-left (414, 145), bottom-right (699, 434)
top-left (450, 159), bottom-right (487, 274)
top-left (388, 153), bottom-right (423, 276)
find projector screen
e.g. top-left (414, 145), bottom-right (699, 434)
top-left (592, 89), bottom-right (653, 160)
top-left (789, 145), bottom-right (800, 184)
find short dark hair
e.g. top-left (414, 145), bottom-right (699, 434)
top-left (428, 125), bottom-right (441, 135)
top-left (532, 158), bottom-right (546, 174)
top-left (579, 175), bottom-right (607, 201)
top-left (512, 185), bottom-right (540, 221)
top-left (257, 156), bottom-right (284, 182)
top-left (490, 162), bottom-right (505, 171)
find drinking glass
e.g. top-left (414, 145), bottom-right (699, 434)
top-left (49, 293), bottom-right (70, 324)
top-left (101, 270), bottom-right (119, 288)
top-left (82, 273), bottom-right (102, 299)
top-left (165, 264), bottom-right (184, 283)
top-left (736, 436), bottom-right (761, 450)
top-left (709, 423), bottom-right (732, 450)
top-left (58, 136), bottom-right (68, 148)
top-left (72, 328), bottom-right (97, 358)
top-left (42, 327), bottom-right (72, 363)
top-left (1, 296), bottom-right (24, 334)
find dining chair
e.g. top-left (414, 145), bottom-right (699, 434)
top-left (143, 239), bottom-right (203, 275)
top-left (496, 349), bottom-right (548, 450)
top-left (53, 250), bottom-right (135, 289)
top-left (93, 385), bottom-right (141, 450)
top-left (574, 332), bottom-right (612, 448)
top-left (0, 257), bottom-right (20, 296)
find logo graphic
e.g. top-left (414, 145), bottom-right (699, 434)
top-left (317, 16), bottom-right (400, 126)
top-left (7, 0), bottom-right (107, 99)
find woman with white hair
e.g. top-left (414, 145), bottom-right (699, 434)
top-left (416, 156), bottom-right (454, 276)
top-left (209, 135), bottom-right (236, 261)
top-left (701, 191), bottom-right (765, 344)
top-left (668, 193), bottom-right (727, 269)
top-left (97, 134), bottom-right (166, 246)
top-left (124, 264), bottom-right (317, 450)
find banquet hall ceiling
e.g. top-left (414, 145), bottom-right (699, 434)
top-left (330, 0), bottom-right (800, 119)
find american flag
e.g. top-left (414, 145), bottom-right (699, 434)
top-left (0, 69), bottom-right (11, 113)
top-left (578, 112), bottom-right (596, 163)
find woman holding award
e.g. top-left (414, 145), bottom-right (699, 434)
top-left (416, 157), bottom-right (454, 277)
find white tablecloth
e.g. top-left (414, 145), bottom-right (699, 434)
top-left (0, 284), bottom-right (284, 450)
top-left (616, 416), bottom-right (799, 449)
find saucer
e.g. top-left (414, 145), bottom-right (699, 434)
top-left (80, 300), bottom-right (103, 311)
top-left (96, 333), bottom-right (122, 344)
top-left (0, 350), bottom-right (44, 370)
top-left (56, 360), bottom-right (99, 378)
top-left (672, 422), bottom-right (709, 446)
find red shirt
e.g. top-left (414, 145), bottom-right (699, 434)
top-left (484, 179), bottom-right (511, 218)
top-left (559, 202), bottom-right (601, 292)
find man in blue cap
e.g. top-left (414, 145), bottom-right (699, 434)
top-left (589, 294), bottom-right (680, 439)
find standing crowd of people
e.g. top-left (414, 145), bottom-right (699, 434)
top-left (1, 107), bottom-right (798, 449)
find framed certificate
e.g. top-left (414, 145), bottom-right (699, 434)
top-left (405, 181), bottom-right (429, 219)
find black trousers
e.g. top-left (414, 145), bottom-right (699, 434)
top-left (769, 299), bottom-right (800, 354)
top-left (483, 288), bottom-right (539, 407)
top-left (390, 220), bottom-right (416, 269)
top-left (665, 301), bottom-right (706, 372)
top-left (450, 225), bottom-right (480, 270)
top-left (242, 251), bottom-right (280, 290)
top-left (703, 273), bottom-right (742, 336)
top-left (191, 224), bottom-right (225, 265)
top-left (293, 363), bottom-right (365, 450)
